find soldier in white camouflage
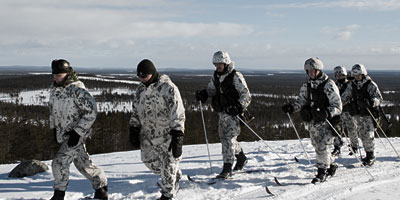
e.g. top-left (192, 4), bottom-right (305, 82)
top-left (332, 66), bottom-right (359, 156)
top-left (341, 64), bottom-right (383, 166)
top-left (49, 59), bottom-right (108, 200)
top-left (195, 51), bottom-right (251, 179)
top-left (282, 57), bottom-right (342, 184)
top-left (129, 59), bottom-right (185, 200)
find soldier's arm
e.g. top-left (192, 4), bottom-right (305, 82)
top-left (73, 88), bottom-right (97, 136)
top-left (291, 84), bottom-right (308, 112)
top-left (368, 81), bottom-right (383, 107)
top-left (325, 80), bottom-right (342, 117)
top-left (233, 72), bottom-right (251, 109)
top-left (205, 77), bottom-right (217, 97)
top-left (341, 82), bottom-right (353, 105)
top-left (49, 98), bottom-right (55, 129)
top-left (129, 89), bottom-right (141, 128)
top-left (167, 83), bottom-right (185, 133)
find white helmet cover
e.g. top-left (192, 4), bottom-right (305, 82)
top-left (212, 51), bottom-right (232, 65)
top-left (333, 66), bottom-right (347, 76)
top-left (304, 57), bottom-right (324, 71)
top-left (351, 64), bottom-right (367, 76)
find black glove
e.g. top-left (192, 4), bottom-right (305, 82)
top-left (129, 126), bottom-right (141, 148)
top-left (52, 128), bottom-right (58, 143)
top-left (195, 89), bottom-right (208, 103)
top-left (226, 105), bottom-right (242, 116)
top-left (311, 108), bottom-right (330, 122)
top-left (168, 130), bottom-right (184, 158)
top-left (357, 99), bottom-right (370, 109)
top-left (65, 130), bottom-right (80, 147)
top-left (282, 104), bottom-right (294, 114)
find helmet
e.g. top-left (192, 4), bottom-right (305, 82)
top-left (51, 59), bottom-right (71, 74)
top-left (333, 66), bottom-right (347, 76)
top-left (304, 57), bottom-right (323, 71)
top-left (212, 51), bottom-right (232, 64)
top-left (351, 64), bottom-right (367, 76)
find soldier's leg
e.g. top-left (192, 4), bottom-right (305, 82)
top-left (310, 123), bottom-right (335, 169)
top-left (73, 143), bottom-right (108, 189)
top-left (158, 145), bottom-right (181, 199)
top-left (52, 143), bottom-right (74, 191)
top-left (343, 112), bottom-right (359, 148)
top-left (141, 146), bottom-right (162, 174)
top-left (218, 113), bottom-right (241, 164)
top-left (359, 116), bottom-right (375, 153)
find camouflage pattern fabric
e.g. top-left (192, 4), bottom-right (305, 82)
top-left (130, 74), bottom-right (185, 198)
top-left (52, 143), bottom-right (108, 191)
top-left (341, 75), bottom-right (383, 107)
top-left (354, 115), bottom-right (375, 152)
top-left (205, 64), bottom-right (251, 164)
top-left (49, 80), bottom-right (107, 191)
top-left (341, 111), bottom-right (358, 148)
top-left (291, 73), bottom-right (342, 169)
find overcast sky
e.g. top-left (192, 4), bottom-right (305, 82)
top-left (1, 0), bottom-right (400, 70)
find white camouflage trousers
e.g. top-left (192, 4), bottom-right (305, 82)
top-left (308, 121), bottom-right (335, 169)
top-left (341, 112), bottom-right (358, 148)
top-left (218, 113), bottom-right (242, 164)
top-left (52, 143), bottom-right (108, 191)
top-left (141, 143), bottom-right (182, 198)
top-left (354, 115), bottom-right (375, 152)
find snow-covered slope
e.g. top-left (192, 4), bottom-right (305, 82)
top-left (1, 138), bottom-right (400, 200)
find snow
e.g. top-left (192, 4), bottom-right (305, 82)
top-left (1, 138), bottom-right (400, 200)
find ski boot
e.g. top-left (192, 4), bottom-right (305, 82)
top-left (233, 150), bottom-right (248, 171)
top-left (362, 151), bottom-right (376, 166)
top-left (50, 190), bottom-right (65, 200)
top-left (93, 185), bottom-right (108, 200)
top-left (158, 194), bottom-right (171, 200)
top-left (311, 168), bottom-right (327, 184)
top-left (327, 163), bottom-right (338, 177)
top-left (348, 146), bottom-right (358, 156)
top-left (331, 145), bottom-right (341, 156)
top-left (216, 163), bottom-right (232, 179)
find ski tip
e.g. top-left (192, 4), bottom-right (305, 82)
top-left (274, 177), bottom-right (282, 186)
top-left (265, 186), bottom-right (274, 195)
top-left (294, 157), bottom-right (299, 162)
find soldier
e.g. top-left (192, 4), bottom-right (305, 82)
top-left (129, 59), bottom-right (185, 200)
top-left (282, 57), bottom-right (342, 184)
top-left (341, 64), bottom-right (383, 166)
top-left (195, 51), bottom-right (251, 179)
top-left (49, 59), bottom-right (108, 200)
top-left (332, 66), bottom-right (358, 156)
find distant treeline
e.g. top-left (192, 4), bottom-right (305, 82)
top-left (0, 71), bottom-right (399, 164)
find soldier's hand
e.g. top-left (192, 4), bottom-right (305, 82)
top-left (129, 126), bottom-right (141, 149)
top-left (282, 104), bottom-right (294, 114)
top-left (169, 130), bottom-right (184, 158)
top-left (195, 89), bottom-right (208, 103)
top-left (52, 128), bottom-right (58, 143)
top-left (311, 108), bottom-right (330, 122)
top-left (65, 130), bottom-right (80, 147)
top-left (226, 105), bottom-right (242, 116)
top-left (358, 99), bottom-right (370, 109)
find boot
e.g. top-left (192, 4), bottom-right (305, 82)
top-left (311, 168), bottom-right (327, 184)
top-left (93, 185), bottom-right (108, 200)
top-left (327, 163), bottom-right (338, 177)
top-left (50, 190), bottom-right (65, 200)
top-left (233, 150), bottom-right (248, 171)
top-left (331, 145), bottom-right (341, 156)
top-left (158, 195), bottom-right (171, 200)
top-left (216, 163), bottom-right (232, 179)
top-left (362, 151), bottom-right (376, 166)
top-left (348, 146), bottom-right (358, 156)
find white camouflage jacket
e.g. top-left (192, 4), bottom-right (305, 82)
top-left (206, 63), bottom-right (251, 110)
top-left (130, 74), bottom-right (185, 146)
top-left (292, 73), bottom-right (342, 118)
top-left (49, 81), bottom-right (97, 143)
top-left (341, 75), bottom-right (383, 107)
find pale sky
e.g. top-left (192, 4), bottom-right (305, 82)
top-left (1, 0), bottom-right (400, 70)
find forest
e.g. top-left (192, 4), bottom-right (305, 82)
top-left (1, 69), bottom-right (399, 164)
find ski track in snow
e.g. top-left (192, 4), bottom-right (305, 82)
top-left (1, 138), bottom-right (400, 200)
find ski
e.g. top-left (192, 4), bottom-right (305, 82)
top-left (187, 175), bottom-right (218, 185)
top-left (265, 186), bottom-right (275, 195)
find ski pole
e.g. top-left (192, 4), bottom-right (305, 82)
top-left (325, 119), bottom-right (375, 180)
top-left (374, 130), bottom-right (387, 150)
top-left (367, 108), bottom-right (400, 159)
top-left (237, 116), bottom-right (289, 165)
top-left (199, 101), bottom-right (213, 174)
top-left (286, 113), bottom-right (314, 172)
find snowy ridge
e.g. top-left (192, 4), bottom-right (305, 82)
top-left (1, 138), bottom-right (400, 199)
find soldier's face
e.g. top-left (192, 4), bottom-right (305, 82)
top-left (139, 74), bottom-right (153, 83)
top-left (214, 63), bottom-right (225, 72)
top-left (335, 74), bottom-right (346, 80)
top-left (307, 68), bottom-right (320, 79)
top-left (354, 74), bottom-right (363, 81)
top-left (53, 73), bottom-right (68, 84)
